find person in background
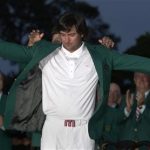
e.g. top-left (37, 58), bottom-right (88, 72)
top-left (0, 72), bottom-right (12, 150)
top-left (107, 83), bottom-right (122, 108)
top-left (1, 12), bottom-right (150, 150)
top-left (96, 82), bottom-right (122, 150)
top-left (28, 27), bottom-right (115, 150)
top-left (119, 72), bottom-right (150, 149)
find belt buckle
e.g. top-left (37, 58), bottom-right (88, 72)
top-left (64, 120), bottom-right (75, 127)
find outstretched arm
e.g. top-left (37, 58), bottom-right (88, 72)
top-left (0, 40), bottom-right (38, 63)
top-left (110, 50), bottom-right (150, 74)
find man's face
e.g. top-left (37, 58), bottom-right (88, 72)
top-left (134, 72), bottom-right (150, 92)
top-left (60, 26), bottom-right (83, 52)
top-left (108, 84), bottom-right (121, 105)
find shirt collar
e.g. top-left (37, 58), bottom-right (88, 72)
top-left (61, 42), bottom-right (84, 59)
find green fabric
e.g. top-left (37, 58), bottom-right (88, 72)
top-left (101, 106), bottom-right (121, 142)
top-left (0, 130), bottom-right (12, 150)
top-left (31, 132), bottom-right (41, 147)
top-left (1, 40), bottom-right (150, 141)
top-left (0, 95), bottom-right (12, 150)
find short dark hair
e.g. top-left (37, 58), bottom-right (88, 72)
top-left (58, 12), bottom-right (88, 39)
top-left (50, 25), bottom-right (60, 41)
top-left (51, 26), bottom-right (60, 36)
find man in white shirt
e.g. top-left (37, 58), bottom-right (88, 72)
top-left (27, 27), bottom-right (115, 150)
top-left (2, 12), bottom-right (150, 150)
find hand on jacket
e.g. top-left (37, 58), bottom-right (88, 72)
top-left (28, 29), bottom-right (44, 46)
top-left (98, 36), bottom-right (115, 49)
top-left (125, 89), bottom-right (134, 113)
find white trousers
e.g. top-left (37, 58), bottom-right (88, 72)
top-left (41, 116), bottom-right (95, 150)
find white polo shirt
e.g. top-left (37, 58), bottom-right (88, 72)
top-left (39, 43), bottom-right (98, 120)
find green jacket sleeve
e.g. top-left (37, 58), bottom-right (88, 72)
top-left (111, 50), bottom-right (150, 74)
top-left (0, 40), bottom-right (38, 63)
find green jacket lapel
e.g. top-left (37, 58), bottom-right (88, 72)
top-left (86, 43), bottom-right (112, 140)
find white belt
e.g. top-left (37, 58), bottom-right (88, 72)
top-left (64, 119), bottom-right (87, 127)
top-left (46, 116), bottom-right (88, 127)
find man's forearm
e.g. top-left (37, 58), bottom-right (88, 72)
top-left (0, 40), bottom-right (33, 62)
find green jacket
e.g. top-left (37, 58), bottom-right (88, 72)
top-left (31, 132), bottom-right (41, 147)
top-left (0, 95), bottom-right (12, 150)
top-left (1, 40), bottom-right (150, 140)
top-left (101, 105), bottom-right (123, 143)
